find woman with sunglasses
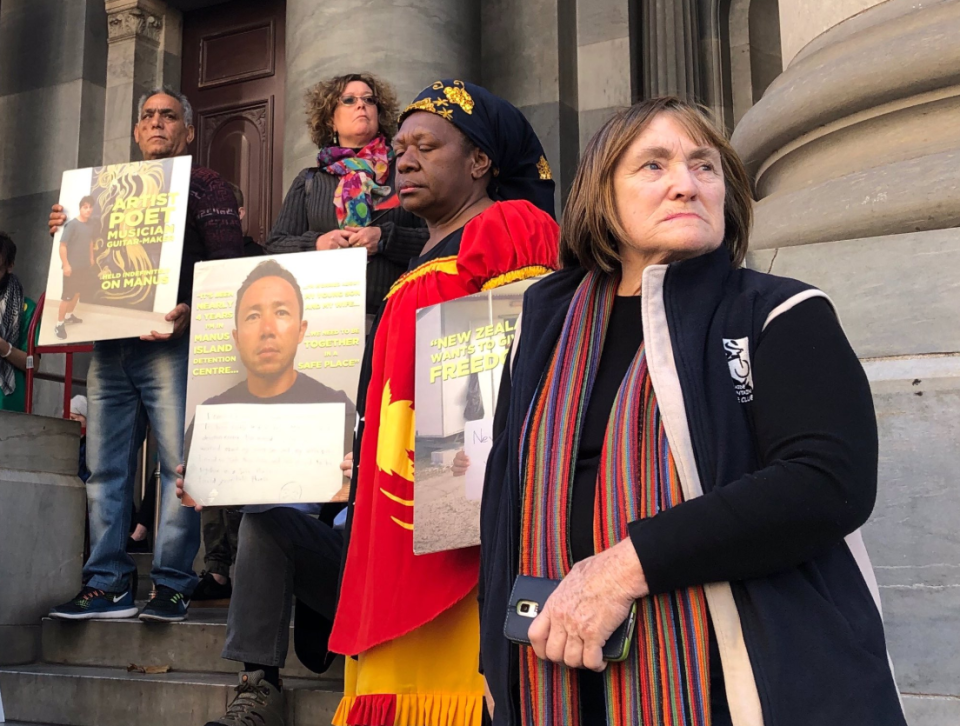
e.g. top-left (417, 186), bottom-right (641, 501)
top-left (265, 73), bottom-right (428, 322)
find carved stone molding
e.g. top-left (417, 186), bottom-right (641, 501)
top-left (107, 7), bottom-right (163, 44)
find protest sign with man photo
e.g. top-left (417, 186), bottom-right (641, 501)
top-left (183, 248), bottom-right (366, 506)
top-left (38, 157), bottom-right (192, 345)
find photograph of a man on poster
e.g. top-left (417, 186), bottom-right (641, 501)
top-left (185, 258), bottom-right (355, 448)
top-left (54, 195), bottom-right (98, 340)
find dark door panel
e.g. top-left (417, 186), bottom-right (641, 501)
top-left (182, 0), bottom-right (285, 244)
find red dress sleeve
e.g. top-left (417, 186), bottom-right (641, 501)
top-left (455, 200), bottom-right (559, 292)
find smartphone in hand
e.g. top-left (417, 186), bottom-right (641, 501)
top-left (503, 574), bottom-right (638, 662)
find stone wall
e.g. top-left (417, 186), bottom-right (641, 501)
top-left (0, 0), bottom-right (108, 416)
top-left (736, 1), bottom-right (960, 720)
top-left (0, 412), bottom-right (85, 665)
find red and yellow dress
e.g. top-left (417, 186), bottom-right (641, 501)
top-left (330, 200), bottom-right (559, 726)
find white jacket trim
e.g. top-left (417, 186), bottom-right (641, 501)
top-left (642, 264), bottom-right (765, 726)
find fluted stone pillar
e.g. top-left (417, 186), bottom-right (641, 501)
top-left (102, 0), bottom-right (182, 165)
top-left (640, 0), bottom-right (700, 100)
top-left (283, 0), bottom-right (481, 190)
top-left (732, 2), bottom-right (960, 722)
top-left (0, 0), bottom-right (107, 416)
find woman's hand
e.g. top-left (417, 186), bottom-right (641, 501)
top-left (528, 538), bottom-right (649, 672)
top-left (344, 226), bottom-right (380, 257)
top-left (316, 229), bottom-right (352, 251)
top-left (175, 464), bottom-right (203, 512)
top-left (340, 451), bottom-right (353, 480)
top-left (330, 453), bottom-right (354, 503)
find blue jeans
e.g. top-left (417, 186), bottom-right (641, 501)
top-left (84, 333), bottom-right (199, 595)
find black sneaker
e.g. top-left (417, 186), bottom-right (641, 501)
top-left (65, 314), bottom-right (83, 324)
top-left (192, 571), bottom-right (233, 601)
top-left (138, 585), bottom-right (190, 622)
top-left (204, 670), bottom-right (285, 726)
top-left (55, 322), bottom-right (67, 340)
top-left (48, 585), bottom-right (138, 620)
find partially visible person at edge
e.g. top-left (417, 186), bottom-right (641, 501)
top-left (328, 80), bottom-right (559, 726)
top-left (47, 86), bottom-right (244, 623)
top-left (70, 395), bottom-right (91, 482)
top-left (265, 73), bottom-right (428, 324)
top-left (479, 97), bottom-right (905, 726)
top-left (226, 181), bottom-right (265, 259)
top-left (0, 232), bottom-right (40, 413)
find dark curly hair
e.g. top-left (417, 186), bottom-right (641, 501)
top-left (305, 73), bottom-right (399, 148)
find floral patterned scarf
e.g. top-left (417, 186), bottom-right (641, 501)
top-left (317, 135), bottom-right (394, 228)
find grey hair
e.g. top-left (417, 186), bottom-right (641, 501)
top-left (137, 86), bottom-right (194, 126)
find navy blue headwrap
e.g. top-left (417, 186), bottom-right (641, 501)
top-left (399, 80), bottom-right (556, 219)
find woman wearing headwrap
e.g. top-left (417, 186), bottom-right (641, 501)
top-left (264, 73), bottom-right (428, 319)
top-left (329, 81), bottom-right (560, 726)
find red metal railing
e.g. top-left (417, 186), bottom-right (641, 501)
top-left (24, 292), bottom-right (94, 418)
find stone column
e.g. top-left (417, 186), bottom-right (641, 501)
top-left (482, 0), bottom-right (579, 209)
top-left (0, 0), bottom-right (107, 416)
top-left (0, 412), bottom-right (84, 664)
top-left (732, 2), bottom-right (960, 722)
top-left (283, 0), bottom-right (481, 191)
top-left (102, 0), bottom-right (182, 166)
top-left (640, 0), bottom-right (700, 100)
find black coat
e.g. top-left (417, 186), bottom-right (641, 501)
top-left (265, 164), bottom-right (428, 315)
top-left (479, 247), bottom-right (905, 725)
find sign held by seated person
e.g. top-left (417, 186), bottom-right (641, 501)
top-left (38, 157), bottom-right (192, 344)
top-left (412, 276), bottom-right (546, 554)
top-left (183, 250), bottom-right (365, 506)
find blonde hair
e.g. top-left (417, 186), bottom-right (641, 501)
top-left (560, 97), bottom-right (752, 271)
top-left (305, 73), bottom-right (400, 148)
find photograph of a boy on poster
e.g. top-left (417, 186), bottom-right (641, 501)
top-left (185, 258), bottom-right (354, 452)
top-left (53, 195), bottom-right (98, 340)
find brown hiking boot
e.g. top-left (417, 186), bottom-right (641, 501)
top-left (204, 670), bottom-right (285, 726)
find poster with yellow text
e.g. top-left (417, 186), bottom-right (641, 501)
top-left (413, 276), bottom-right (547, 554)
top-left (182, 249), bottom-right (366, 506)
top-left (38, 156), bottom-right (192, 345)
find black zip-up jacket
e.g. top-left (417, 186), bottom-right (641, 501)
top-left (264, 165), bottom-right (428, 315)
top-left (479, 246), bottom-right (906, 725)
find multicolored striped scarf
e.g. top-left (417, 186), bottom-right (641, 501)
top-left (317, 135), bottom-right (393, 228)
top-left (518, 270), bottom-right (712, 726)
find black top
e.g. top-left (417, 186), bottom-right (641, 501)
top-left (179, 167), bottom-right (245, 304)
top-left (60, 218), bottom-right (96, 268)
top-left (264, 166), bottom-right (429, 314)
top-left (569, 295), bottom-right (644, 563)
top-left (565, 295), bottom-right (730, 723)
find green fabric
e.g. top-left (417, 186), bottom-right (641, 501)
top-left (0, 297), bottom-right (38, 412)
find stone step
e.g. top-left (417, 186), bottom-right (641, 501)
top-left (0, 664), bottom-right (342, 726)
top-left (41, 609), bottom-right (343, 682)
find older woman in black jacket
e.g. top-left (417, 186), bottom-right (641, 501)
top-left (479, 97), bottom-right (905, 726)
top-left (265, 73), bottom-right (427, 317)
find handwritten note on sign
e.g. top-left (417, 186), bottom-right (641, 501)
top-left (464, 418), bottom-right (494, 501)
top-left (184, 403), bottom-right (345, 506)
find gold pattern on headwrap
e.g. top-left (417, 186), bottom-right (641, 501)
top-left (402, 80), bottom-right (476, 120)
top-left (537, 155), bottom-right (553, 180)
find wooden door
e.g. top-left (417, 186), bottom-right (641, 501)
top-left (181, 0), bottom-right (285, 244)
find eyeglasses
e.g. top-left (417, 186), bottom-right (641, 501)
top-left (340, 95), bottom-right (378, 108)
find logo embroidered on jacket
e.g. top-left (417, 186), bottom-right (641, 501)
top-left (723, 337), bottom-right (754, 403)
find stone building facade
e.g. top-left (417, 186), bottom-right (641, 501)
top-left (0, 0), bottom-right (957, 722)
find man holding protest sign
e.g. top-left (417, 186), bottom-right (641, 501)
top-left (176, 257), bottom-right (354, 726)
top-left (48, 86), bottom-right (243, 623)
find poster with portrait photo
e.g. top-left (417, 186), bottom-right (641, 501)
top-left (412, 276), bottom-right (547, 554)
top-left (38, 156), bottom-right (192, 345)
top-left (182, 248), bottom-right (366, 507)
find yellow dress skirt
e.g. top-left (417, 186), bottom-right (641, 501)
top-left (332, 588), bottom-right (485, 726)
